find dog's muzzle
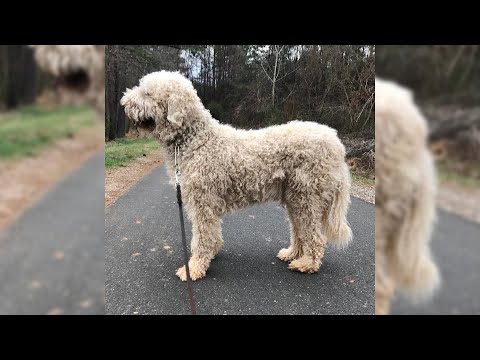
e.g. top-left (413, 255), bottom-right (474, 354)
top-left (56, 70), bottom-right (90, 93)
top-left (135, 117), bottom-right (156, 131)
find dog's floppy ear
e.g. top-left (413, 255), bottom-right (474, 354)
top-left (166, 94), bottom-right (186, 128)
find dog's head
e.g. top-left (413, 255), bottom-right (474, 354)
top-left (31, 45), bottom-right (104, 93)
top-left (121, 71), bottom-right (204, 142)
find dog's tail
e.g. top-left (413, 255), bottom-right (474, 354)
top-left (386, 153), bottom-right (440, 302)
top-left (323, 163), bottom-right (353, 249)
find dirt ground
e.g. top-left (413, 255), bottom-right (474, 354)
top-left (437, 182), bottom-right (480, 223)
top-left (0, 123), bottom-right (104, 231)
top-left (105, 151), bottom-right (163, 208)
top-left (351, 181), bottom-right (375, 204)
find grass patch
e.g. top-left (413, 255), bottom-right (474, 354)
top-left (0, 105), bottom-right (95, 160)
top-left (105, 138), bottom-right (159, 169)
top-left (351, 172), bottom-right (375, 186)
top-left (437, 162), bottom-right (480, 189)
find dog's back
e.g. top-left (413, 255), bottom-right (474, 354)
top-left (214, 120), bottom-right (345, 163)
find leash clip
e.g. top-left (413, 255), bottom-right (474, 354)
top-left (174, 145), bottom-right (181, 186)
top-left (175, 168), bottom-right (181, 186)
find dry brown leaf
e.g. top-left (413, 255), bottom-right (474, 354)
top-left (53, 250), bottom-right (65, 260)
top-left (28, 280), bottom-right (42, 289)
top-left (79, 298), bottom-right (94, 308)
top-left (46, 307), bottom-right (64, 315)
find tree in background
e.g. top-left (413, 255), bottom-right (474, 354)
top-left (0, 45), bottom-right (54, 111)
top-left (377, 45), bottom-right (480, 178)
top-left (0, 46), bottom-right (37, 110)
top-left (376, 45), bottom-right (480, 105)
top-left (106, 45), bottom-right (375, 141)
top-left (106, 45), bottom-right (185, 140)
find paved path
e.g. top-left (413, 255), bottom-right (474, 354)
top-left (105, 165), bottom-right (375, 315)
top-left (392, 209), bottom-right (480, 315)
top-left (0, 153), bottom-right (105, 315)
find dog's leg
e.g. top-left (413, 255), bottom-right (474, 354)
top-left (212, 236), bottom-right (224, 259)
top-left (277, 205), bottom-right (303, 262)
top-left (285, 201), bottom-right (327, 274)
top-left (176, 214), bottom-right (223, 282)
top-left (375, 238), bottom-right (395, 315)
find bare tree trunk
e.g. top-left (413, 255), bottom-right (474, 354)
top-left (6, 45), bottom-right (36, 110)
top-left (107, 46), bottom-right (118, 141)
top-left (115, 71), bottom-right (126, 139)
top-left (6, 46), bottom-right (21, 109)
top-left (212, 45), bottom-right (216, 99)
top-left (272, 46), bottom-right (279, 106)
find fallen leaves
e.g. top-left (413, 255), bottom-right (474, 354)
top-left (53, 250), bottom-right (65, 260)
top-left (79, 298), bottom-right (94, 309)
top-left (28, 280), bottom-right (42, 289)
top-left (46, 307), bottom-right (64, 315)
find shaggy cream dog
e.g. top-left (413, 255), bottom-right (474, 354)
top-left (121, 71), bottom-right (353, 281)
top-left (375, 78), bottom-right (440, 315)
top-left (30, 45), bottom-right (105, 118)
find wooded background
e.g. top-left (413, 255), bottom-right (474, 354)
top-left (376, 45), bottom-right (480, 105)
top-left (106, 45), bottom-right (375, 141)
top-left (0, 45), bottom-right (52, 111)
top-left (377, 45), bottom-right (480, 169)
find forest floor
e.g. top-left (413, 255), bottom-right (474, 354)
top-left (104, 137), bottom-right (375, 208)
top-left (0, 106), bottom-right (103, 230)
top-left (350, 172), bottom-right (375, 204)
top-left (436, 162), bottom-right (480, 223)
top-left (105, 138), bottom-right (163, 208)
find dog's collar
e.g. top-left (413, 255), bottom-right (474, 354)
top-left (166, 135), bottom-right (183, 149)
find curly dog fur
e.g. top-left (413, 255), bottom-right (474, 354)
top-left (30, 45), bottom-right (105, 119)
top-left (121, 71), bottom-right (353, 281)
top-left (375, 78), bottom-right (440, 315)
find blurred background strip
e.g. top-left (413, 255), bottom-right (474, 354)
top-left (376, 45), bottom-right (480, 315)
top-left (0, 45), bottom-right (104, 315)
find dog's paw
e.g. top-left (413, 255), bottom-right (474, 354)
top-left (277, 248), bottom-right (295, 262)
top-left (277, 247), bottom-right (301, 262)
top-left (288, 256), bottom-right (320, 274)
top-left (176, 264), bottom-right (206, 282)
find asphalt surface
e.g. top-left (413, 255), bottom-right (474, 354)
top-left (105, 165), bottom-right (375, 315)
top-left (392, 209), bottom-right (480, 315)
top-left (0, 153), bottom-right (105, 315)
